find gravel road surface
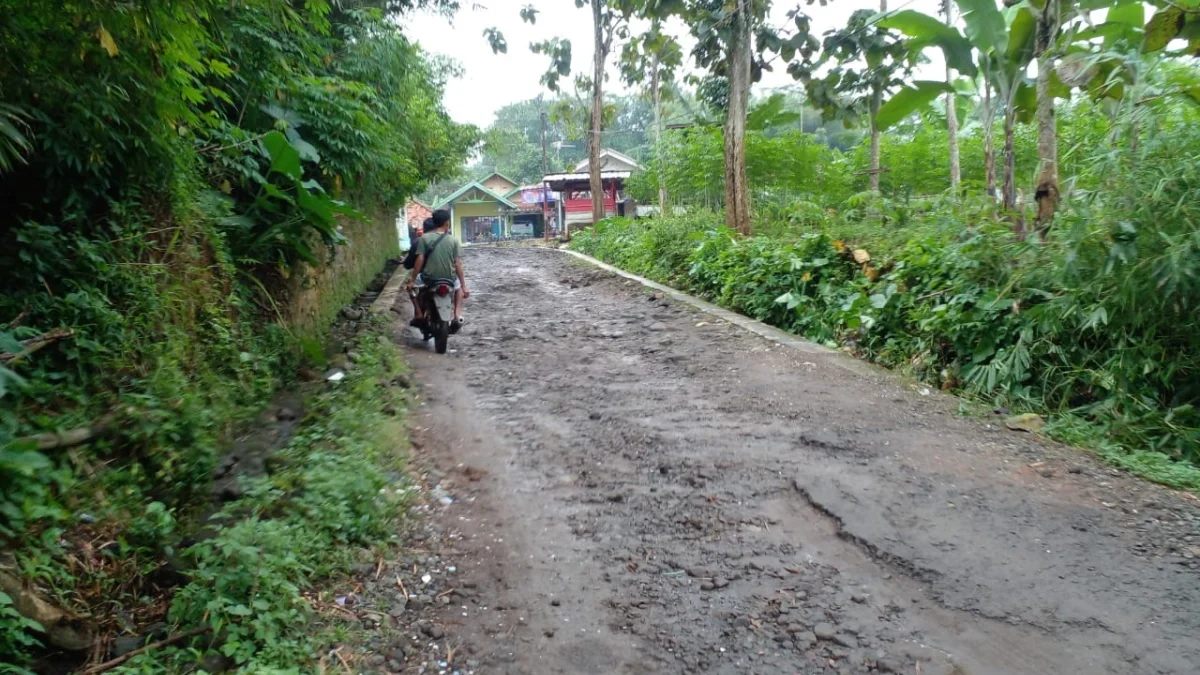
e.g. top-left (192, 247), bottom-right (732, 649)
top-left (387, 245), bottom-right (1200, 675)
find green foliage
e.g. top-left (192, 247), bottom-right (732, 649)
top-left (629, 125), bottom-right (849, 211)
top-left (798, 8), bottom-right (917, 127)
top-left (468, 94), bottom-right (653, 186)
top-left (876, 81), bottom-right (954, 130)
top-left (1, 591), bottom-right (40, 675)
top-left (0, 103), bottom-right (30, 172)
top-left (0, 441), bottom-right (70, 540)
top-left (132, 329), bottom-right (408, 671)
top-left (0, 0), bottom-right (466, 661)
top-left (170, 331), bottom-right (406, 669)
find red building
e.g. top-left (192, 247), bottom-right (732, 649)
top-left (403, 199), bottom-right (432, 230)
top-left (543, 149), bottom-right (641, 234)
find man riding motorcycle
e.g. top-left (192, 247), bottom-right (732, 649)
top-left (406, 209), bottom-right (469, 333)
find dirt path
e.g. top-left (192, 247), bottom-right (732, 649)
top-left (388, 246), bottom-right (1200, 675)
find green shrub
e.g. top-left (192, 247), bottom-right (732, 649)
top-left (131, 326), bottom-right (408, 672)
top-left (0, 1), bottom-right (467, 662)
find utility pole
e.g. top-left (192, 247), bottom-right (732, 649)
top-left (540, 110), bottom-right (550, 240)
top-left (651, 49), bottom-right (667, 216)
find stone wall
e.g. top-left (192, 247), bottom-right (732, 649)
top-left (284, 207), bottom-right (401, 336)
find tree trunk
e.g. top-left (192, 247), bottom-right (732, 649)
top-left (945, 3), bottom-right (960, 189)
top-left (723, 0), bottom-right (753, 235)
top-left (652, 51), bottom-right (668, 216)
top-left (1002, 104), bottom-right (1021, 236)
top-left (984, 82), bottom-right (997, 199)
top-left (585, 0), bottom-right (606, 238)
top-left (869, 0), bottom-right (886, 192)
top-left (1032, 8), bottom-right (1059, 237)
top-left (868, 84), bottom-right (882, 192)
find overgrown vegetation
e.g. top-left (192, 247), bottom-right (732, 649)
top-left (123, 325), bottom-right (408, 673)
top-left (1, 0), bottom-right (469, 669)
top-left (574, 98), bottom-right (1200, 488)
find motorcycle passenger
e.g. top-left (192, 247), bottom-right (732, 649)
top-left (407, 209), bottom-right (470, 332)
top-left (404, 217), bottom-right (430, 328)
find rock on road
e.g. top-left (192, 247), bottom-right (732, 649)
top-left (390, 246), bottom-right (1199, 675)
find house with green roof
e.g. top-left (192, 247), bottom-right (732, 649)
top-left (432, 172), bottom-right (551, 243)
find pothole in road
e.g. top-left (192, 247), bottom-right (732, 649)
top-left (753, 482), bottom-right (1130, 675)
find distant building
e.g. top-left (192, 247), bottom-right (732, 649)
top-left (543, 149), bottom-right (642, 231)
top-left (571, 148), bottom-right (640, 173)
top-left (404, 199), bottom-right (432, 230)
top-left (397, 198), bottom-right (432, 251)
top-left (430, 172), bottom-right (555, 243)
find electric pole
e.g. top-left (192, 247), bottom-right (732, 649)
top-left (540, 110), bottom-right (550, 240)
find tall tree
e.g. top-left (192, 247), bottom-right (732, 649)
top-left (523, 2), bottom-right (628, 238)
top-left (1027, 0), bottom-right (1134, 233)
top-left (621, 21), bottom-right (682, 215)
top-left (623, 0), bottom-right (816, 234)
top-left (588, 0), bottom-right (608, 227)
top-left (723, 0), bottom-right (754, 231)
top-left (983, 78), bottom-right (997, 198)
top-left (869, 0), bottom-right (888, 192)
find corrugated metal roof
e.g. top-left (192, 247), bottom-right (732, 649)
top-left (541, 170), bottom-right (632, 182)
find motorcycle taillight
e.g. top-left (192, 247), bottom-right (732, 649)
top-left (435, 285), bottom-right (450, 297)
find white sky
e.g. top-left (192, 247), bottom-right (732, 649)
top-left (401, 0), bottom-right (946, 129)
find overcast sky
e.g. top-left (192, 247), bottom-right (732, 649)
top-left (401, 0), bottom-right (947, 129)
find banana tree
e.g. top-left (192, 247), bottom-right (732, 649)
top-left (877, 3), bottom-right (975, 187)
top-left (1140, 0), bottom-right (1200, 54)
top-left (945, 0), bottom-right (962, 188)
top-left (878, 1), bottom-right (1036, 221)
top-left (963, 0), bottom-right (1039, 224)
top-left (1058, 4), bottom-right (1200, 150)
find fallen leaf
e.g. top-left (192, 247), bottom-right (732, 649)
top-left (1005, 413), bottom-right (1045, 432)
top-left (97, 26), bottom-right (119, 57)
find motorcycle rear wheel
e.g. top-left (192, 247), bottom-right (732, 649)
top-left (434, 320), bottom-right (449, 354)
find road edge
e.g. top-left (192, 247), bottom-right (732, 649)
top-left (557, 247), bottom-right (885, 379)
top-left (370, 262), bottom-right (408, 315)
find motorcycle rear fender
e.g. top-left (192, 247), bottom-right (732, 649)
top-left (433, 293), bottom-right (453, 319)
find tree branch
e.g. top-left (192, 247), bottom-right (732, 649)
top-left (0, 329), bottom-right (74, 365)
top-left (81, 627), bottom-right (211, 675)
top-left (13, 413), bottom-right (119, 452)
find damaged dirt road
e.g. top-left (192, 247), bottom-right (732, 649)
top-left (388, 246), bottom-right (1199, 675)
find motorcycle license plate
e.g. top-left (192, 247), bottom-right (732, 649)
top-left (434, 294), bottom-right (453, 319)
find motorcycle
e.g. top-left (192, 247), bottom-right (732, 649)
top-left (416, 277), bottom-right (455, 354)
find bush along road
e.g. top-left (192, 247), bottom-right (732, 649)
top-left (381, 245), bottom-right (1199, 675)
